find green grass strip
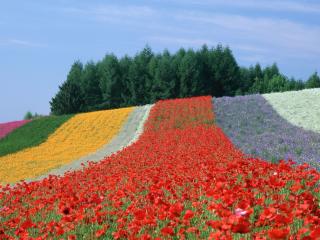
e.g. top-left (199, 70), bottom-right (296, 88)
top-left (0, 114), bottom-right (74, 157)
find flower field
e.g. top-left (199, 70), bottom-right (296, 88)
top-left (0, 107), bottom-right (133, 183)
top-left (263, 89), bottom-right (320, 133)
top-left (0, 120), bottom-right (30, 139)
top-left (214, 95), bottom-right (320, 170)
top-left (0, 96), bottom-right (319, 239)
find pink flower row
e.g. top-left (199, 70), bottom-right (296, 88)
top-left (0, 120), bottom-right (30, 139)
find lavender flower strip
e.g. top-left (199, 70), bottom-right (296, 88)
top-left (213, 95), bottom-right (320, 170)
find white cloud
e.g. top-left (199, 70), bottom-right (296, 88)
top-left (147, 36), bottom-right (215, 46)
top-left (63, 4), bottom-right (198, 36)
top-left (238, 55), bottom-right (271, 64)
top-left (148, 37), bottom-right (269, 53)
top-left (169, 0), bottom-right (320, 14)
top-left (94, 5), bottom-right (155, 18)
top-left (64, 4), bottom-right (156, 23)
top-left (62, 2), bottom-right (320, 63)
top-left (0, 38), bottom-right (47, 48)
top-left (175, 12), bottom-right (320, 57)
top-left (232, 44), bottom-right (268, 53)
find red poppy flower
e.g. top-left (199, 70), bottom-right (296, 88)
top-left (184, 210), bottom-right (194, 220)
top-left (161, 226), bottom-right (174, 236)
top-left (268, 228), bottom-right (290, 240)
top-left (231, 219), bottom-right (251, 233)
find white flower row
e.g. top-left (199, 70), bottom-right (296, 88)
top-left (263, 88), bottom-right (320, 133)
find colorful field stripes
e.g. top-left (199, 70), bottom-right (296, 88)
top-left (0, 97), bottom-right (318, 239)
top-left (0, 120), bottom-right (30, 139)
top-left (263, 88), bottom-right (320, 133)
top-left (0, 115), bottom-right (73, 157)
top-left (0, 107), bottom-right (133, 183)
top-left (214, 95), bottom-right (320, 170)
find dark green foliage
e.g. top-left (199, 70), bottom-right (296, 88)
top-left (119, 55), bottom-right (133, 106)
top-left (66, 61), bottom-right (83, 86)
top-left (24, 112), bottom-right (43, 120)
top-left (245, 63), bottom-right (308, 94)
top-left (81, 61), bottom-right (103, 111)
top-left (127, 46), bottom-right (154, 105)
top-left (199, 45), bottom-right (240, 97)
top-left (50, 80), bottom-right (84, 115)
top-left (171, 48), bottom-right (186, 97)
top-left (0, 114), bottom-right (73, 157)
top-left (50, 61), bottom-right (85, 115)
top-left (293, 80), bottom-right (305, 90)
top-left (50, 45), bottom-right (314, 115)
top-left (24, 111), bottom-right (33, 120)
top-left (266, 75), bottom-right (288, 92)
top-left (214, 46), bottom-right (240, 96)
top-left (305, 72), bottom-right (320, 89)
top-left (97, 54), bottom-right (123, 109)
top-left (149, 50), bottom-right (176, 102)
top-left (178, 49), bottom-right (203, 97)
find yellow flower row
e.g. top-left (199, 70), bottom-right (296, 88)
top-left (0, 107), bottom-right (134, 183)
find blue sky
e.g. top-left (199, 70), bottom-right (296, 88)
top-left (0, 0), bottom-right (319, 122)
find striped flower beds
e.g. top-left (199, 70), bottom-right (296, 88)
top-left (214, 95), bottom-right (320, 170)
top-left (0, 97), bottom-right (319, 239)
top-left (0, 107), bottom-right (134, 183)
top-left (0, 120), bottom-right (30, 139)
top-left (0, 115), bottom-right (73, 157)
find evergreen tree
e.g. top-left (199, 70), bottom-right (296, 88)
top-left (249, 77), bottom-right (263, 93)
top-left (119, 55), bottom-right (133, 106)
top-left (50, 61), bottom-right (84, 115)
top-left (263, 63), bottom-right (279, 80)
top-left (294, 80), bottom-right (305, 90)
top-left (66, 61), bottom-right (83, 85)
top-left (149, 50), bottom-right (176, 102)
top-left (197, 45), bottom-right (212, 95)
top-left (50, 80), bottom-right (84, 115)
top-left (267, 75), bottom-right (288, 93)
top-left (178, 49), bottom-right (203, 97)
top-left (207, 45), bottom-right (240, 97)
top-left (148, 54), bottom-right (161, 101)
top-left (220, 47), bottom-right (240, 96)
top-left (81, 61), bottom-right (102, 111)
top-left (97, 54), bottom-right (123, 109)
top-left (254, 63), bottom-right (263, 79)
top-left (305, 72), bottom-right (320, 89)
top-left (128, 46), bottom-right (154, 105)
top-left (172, 48), bottom-right (186, 97)
top-left (24, 111), bottom-right (33, 120)
top-left (239, 67), bottom-right (251, 93)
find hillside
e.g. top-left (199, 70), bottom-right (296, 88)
top-left (0, 93), bottom-right (319, 239)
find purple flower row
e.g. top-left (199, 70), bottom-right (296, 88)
top-left (213, 95), bottom-right (320, 170)
top-left (0, 120), bottom-right (30, 139)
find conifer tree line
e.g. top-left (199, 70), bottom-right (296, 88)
top-left (50, 45), bottom-right (320, 115)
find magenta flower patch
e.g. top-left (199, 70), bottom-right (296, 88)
top-left (0, 120), bottom-right (30, 139)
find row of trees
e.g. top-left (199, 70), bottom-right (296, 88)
top-left (239, 64), bottom-right (319, 95)
top-left (24, 111), bottom-right (43, 120)
top-left (50, 45), bottom-right (320, 115)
